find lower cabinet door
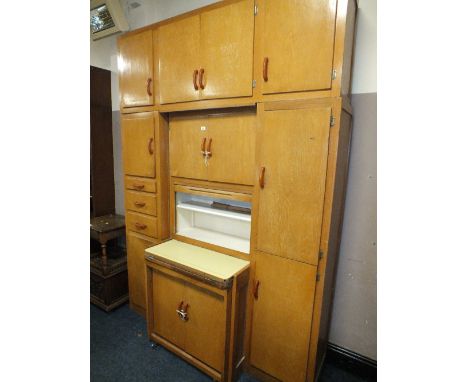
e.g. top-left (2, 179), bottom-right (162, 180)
top-left (250, 252), bottom-right (317, 382)
top-left (127, 232), bottom-right (157, 314)
top-left (152, 269), bottom-right (187, 349)
top-left (184, 283), bottom-right (226, 372)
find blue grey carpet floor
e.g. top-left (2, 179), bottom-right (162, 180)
top-left (91, 303), bottom-right (371, 382)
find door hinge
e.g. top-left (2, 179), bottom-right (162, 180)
top-left (330, 115), bottom-right (335, 127)
top-left (316, 273), bottom-right (320, 282)
top-left (332, 69), bottom-right (337, 80)
top-left (254, 4), bottom-right (258, 15)
top-left (252, 79), bottom-right (256, 88)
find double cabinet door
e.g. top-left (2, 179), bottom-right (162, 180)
top-left (151, 267), bottom-right (226, 372)
top-left (158, 0), bottom-right (254, 104)
top-left (259, 0), bottom-right (337, 94)
top-left (118, 30), bottom-right (154, 107)
top-left (169, 109), bottom-right (256, 186)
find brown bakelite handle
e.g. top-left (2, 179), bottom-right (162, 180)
top-left (259, 166), bottom-right (266, 188)
top-left (206, 138), bottom-right (212, 157)
top-left (147, 78), bottom-right (152, 96)
top-left (148, 137), bottom-right (154, 155)
top-left (178, 301), bottom-right (184, 311)
top-left (134, 201), bottom-right (146, 208)
top-left (133, 184), bottom-right (144, 190)
top-left (193, 69), bottom-right (199, 90)
top-left (135, 222), bottom-right (147, 230)
top-left (263, 57), bottom-right (269, 82)
top-left (253, 280), bottom-right (260, 300)
top-left (201, 137), bottom-right (206, 154)
top-left (199, 68), bottom-right (205, 89)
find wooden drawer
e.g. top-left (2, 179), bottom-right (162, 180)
top-left (125, 176), bottom-right (157, 193)
top-left (125, 190), bottom-right (157, 216)
top-left (126, 211), bottom-right (158, 238)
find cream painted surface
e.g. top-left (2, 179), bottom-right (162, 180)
top-left (350, 0), bottom-right (377, 94)
top-left (145, 240), bottom-right (249, 280)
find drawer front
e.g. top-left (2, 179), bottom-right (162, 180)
top-left (125, 176), bottom-right (157, 193)
top-left (126, 211), bottom-right (158, 238)
top-left (125, 190), bottom-right (157, 216)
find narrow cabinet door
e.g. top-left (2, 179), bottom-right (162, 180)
top-left (159, 15), bottom-right (201, 104)
top-left (255, 104), bottom-right (331, 265)
top-left (121, 112), bottom-right (155, 178)
top-left (184, 283), bottom-right (226, 372)
top-left (250, 253), bottom-right (317, 382)
top-left (200, 0), bottom-right (254, 100)
top-left (152, 269), bottom-right (187, 349)
top-left (260, 0), bottom-right (337, 94)
top-left (127, 232), bottom-right (157, 313)
top-left (118, 30), bottom-right (154, 107)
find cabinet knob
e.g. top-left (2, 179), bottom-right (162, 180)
top-left (193, 69), bottom-right (199, 90)
top-left (146, 78), bottom-right (153, 96)
top-left (134, 201), bottom-right (146, 208)
top-left (199, 68), bottom-right (205, 90)
top-left (133, 184), bottom-right (145, 190)
top-left (206, 138), bottom-right (212, 157)
top-left (176, 301), bottom-right (189, 321)
top-left (134, 222), bottom-right (147, 230)
top-left (263, 57), bottom-right (269, 82)
top-left (148, 137), bottom-right (154, 155)
top-left (201, 137), bottom-right (206, 155)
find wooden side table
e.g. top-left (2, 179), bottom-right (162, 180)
top-left (90, 214), bottom-right (129, 311)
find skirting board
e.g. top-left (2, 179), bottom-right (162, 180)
top-left (326, 342), bottom-right (377, 381)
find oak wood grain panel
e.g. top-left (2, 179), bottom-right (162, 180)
top-left (184, 282), bottom-right (226, 372)
top-left (158, 15), bottom-right (201, 104)
top-left (125, 176), bottom-right (157, 193)
top-left (200, 0), bottom-right (254, 100)
top-left (152, 269), bottom-right (187, 349)
top-left (250, 252), bottom-right (317, 382)
top-left (125, 190), bottom-right (157, 216)
top-left (260, 0), bottom-right (337, 94)
top-left (119, 30), bottom-right (154, 107)
top-left (127, 232), bottom-right (158, 314)
top-left (254, 104), bottom-right (332, 265)
top-left (121, 112), bottom-right (155, 178)
top-left (126, 211), bottom-right (158, 238)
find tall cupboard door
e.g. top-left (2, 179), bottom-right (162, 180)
top-left (250, 252), bottom-right (317, 382)
top-left (184, 283), bottom-right (226, 372)
top-left (260, 0), bottom-right (337, 94)
top-left (119, 30), bottom-right (154, 107)
top-left (254, 104), bottom-right (332, 265)
top-left (127, 232), bottom-right (157, 313)
top-left (122, 112), bottom-right (155, 178)
top-left (152, 269), bottom-right (187, 349)
top-left (159, 15), bottom-right (201, 104)
top-left (200, 0), bottom-right (254, 100)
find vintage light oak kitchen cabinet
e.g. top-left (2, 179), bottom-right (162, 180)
top-left (117, 0), bottom-right (357, 381)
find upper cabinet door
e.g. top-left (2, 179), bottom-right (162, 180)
top-left (200, 0), bottom-right (255, 100)
top-left (159, 15), bottom-right (201, 104)
top-left (122, 112), bottom-right (156, 178)
top-left (119, 30), bottom-right (154, 107)
top-left (254, 104), bottom-right (331, 265)
top-left (261, 0), bottom-right (337, 94)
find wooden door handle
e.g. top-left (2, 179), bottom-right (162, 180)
top-left (201, 137), bottom-right (206, 154)
top-left (134, 201), bottom-right (146, 208)
top-left (146, 78), bottom-right (153, 96)
top-left (259, 166), bottom-right (266, 188)
top-left (253, 280), bottom-right (260, 300)
top-left (176, 301), bottom-right (189, 321)
top-left (193, 69), bottom-right (199, 90)
top-left (133, 184), bottom-right (144, 190)
top-left (199, 68), bottom-right (205, 89)
top-left (206, 138), bottom-right (212, 157)
top-left (148, 137), bottom-right (154, 155)
top-left (134, 222), bottom-right (147, 230)
top-left (263, 57), bottom-right (269, 82)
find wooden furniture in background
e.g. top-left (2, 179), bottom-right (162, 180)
top-left (90, 66), bottom-right (115, 217)
top-left (90, 214), bottom-right (128, 311)
top-left (145, 240), bottom-right (249, 382)
top-left (117, 0), bottom-right (357, 381)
